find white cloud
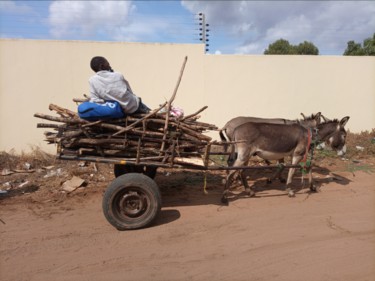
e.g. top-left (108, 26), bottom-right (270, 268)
top-left (181, 1), bottom-right (375, 55)
top-left (0, 1), bottom-right (35, 14)
top-left (47, 1), bottom-right (176, 43)
top-left (48, 1), bottom-right (135, 39)
top-left (111, 17), bottom-right (170, 42)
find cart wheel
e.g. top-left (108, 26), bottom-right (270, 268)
top-left (114, 164), bottom-right (157, 179)
top-left (102, 173), bottom-right (161, 230)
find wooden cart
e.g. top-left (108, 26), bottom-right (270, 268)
top-left (34, 57), bottom-right (303, 230)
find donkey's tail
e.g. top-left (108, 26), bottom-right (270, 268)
top-left (219, 128), bottom-right (229, 153)
top-left (219, 128), bottom-right (228, 142)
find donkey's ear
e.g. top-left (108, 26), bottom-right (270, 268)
top-left (321, 115), bottom-right (331, 122)
top-left (315, 112), bottom-right (322, 123)
top-left (300, 113), bottom-right (306, 119)
top-left (340, 116), bottom-right (350, 127)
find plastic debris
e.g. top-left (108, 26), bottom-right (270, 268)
top-left (62, 176), bottom-right (85, 193)
top-left (24, 162), bottom-right (32, 170)
top-left (44, 168), bottom-right (64, 178)
top-left (1, 169), bottom-right (13, 176)
top-left (18, 181), bottom-right (30, 188)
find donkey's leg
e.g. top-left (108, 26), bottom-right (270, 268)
top-left (240, 170), bottom-right (255, 197)
top-left (227, 142), bottom-right (238, 167)
top-left (285, 156), bottom-right (302, 197)
top-left (267, 158), bottom-right (286, 183)
top-left (277, 158), bottom-right (287, 183)
top-left (237, 146), bottom-right (256, 197)
top-left (222, 145), bottom-right (251, 203)
top-left (238, 158), bottom-right (255, 197)
top-left (222, 171), bottom-right (236, 204)
top-left (308, 166), bottom-right (318, 192)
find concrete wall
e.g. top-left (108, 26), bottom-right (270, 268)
top-left (1, 39), bottom-right (374, 153)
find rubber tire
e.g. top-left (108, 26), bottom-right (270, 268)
top-left (114, 164), bottom-right (157, 179)
top-left (102, 173), bottom-right (162, 230)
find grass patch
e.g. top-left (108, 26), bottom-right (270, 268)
top-left (345, 163), bottom-right (374, 174)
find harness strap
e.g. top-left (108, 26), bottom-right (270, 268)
top-left (301, 128), bottom-right (312, 163)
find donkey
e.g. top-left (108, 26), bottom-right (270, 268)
top-left (219, 113), bottom-right (321, 164)
top-left (221, 116), bottom-right (350, 204)
top-left (219, 113), bottom-right (321, 143)
top-left (219, 113), bottom-right (322, 182)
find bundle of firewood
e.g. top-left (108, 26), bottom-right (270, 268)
top-left (33, 57), bottom-right (224, 167)
top-left (34, 102), bottom-right (218, 166)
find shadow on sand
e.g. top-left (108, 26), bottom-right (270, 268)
top-left (155, 164), bottom-right (352, 206)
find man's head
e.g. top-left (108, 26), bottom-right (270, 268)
top-left (90, 56), bottom-right (112, 72)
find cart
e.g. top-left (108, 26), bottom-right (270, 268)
top-left (34, 57), bottom-right (305, 230)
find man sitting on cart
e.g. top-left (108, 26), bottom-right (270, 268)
top-left (89, 56), bottom-right (150, 114)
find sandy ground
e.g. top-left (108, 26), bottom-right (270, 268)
top-left (1, 161), bottom-right (375, 281)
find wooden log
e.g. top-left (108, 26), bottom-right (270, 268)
top-left (37, 123), bottom-right (61, 128)
top-left (34, 113), bottom-right (83, 124)
top-left (62, 130), bottom-right (84, 138)
top-left (181, 106), bottom-right (208, 121)
top-left (112, 102), bottom-right (167, 136)
top-left (34, 113), bottom-right (126, 132)
top-left (49, 104), bottom-right (77, 118)
top-left (73, 97), bottom-right (89, 103)
top-left (160, 56), bottom-right (188, 153)
top-left (176, 123), bottom-right (212, 141)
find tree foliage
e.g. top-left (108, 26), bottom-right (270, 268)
top-left (343, 33), bottom-right (375, 56)
top-left (264, 39), bottom-right (319, 55)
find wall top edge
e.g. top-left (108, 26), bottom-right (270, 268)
top-left (0, 38), bottom-right (203, 48)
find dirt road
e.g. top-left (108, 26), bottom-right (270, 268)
top-left (1, 166), bottom-right (374, 281)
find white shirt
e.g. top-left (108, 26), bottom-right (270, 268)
top-left (89, 71), bottom-right (139, 114)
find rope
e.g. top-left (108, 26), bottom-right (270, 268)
top-left (203, 172), bottom-right (208, 194)
top-left (300, 128), bottom-right (314, 175)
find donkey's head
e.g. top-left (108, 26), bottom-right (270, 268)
top-left (316, 116), bottom-right (350, 156)
top-left (300, 112), bottom-right (322, 128)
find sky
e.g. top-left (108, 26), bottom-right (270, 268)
top-left (0, 0), bottom-right (374, 55)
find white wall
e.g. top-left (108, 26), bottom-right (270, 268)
top-left (1, 39), bottom-right (374, 153)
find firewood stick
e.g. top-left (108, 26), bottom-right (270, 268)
top-left (136, 138), bottom-right (141, 164)
top-left (181, 106), bottom-right (208, 121)
top-left (82, 120), bottom-right (103, 127)
top-left (73, 97), bottom-right (89, 103)
top-left (49, 104), bottom-right (77, 117)
top-left (112, 102), bottom-right (167, 136)
top-left (34, 113), bottom-right (83, 124)
top-left (177, 123), bottom-right (212, 141)
top-left (37, 123), bottom-right (61, 128)
top-left (65, 138), bottom-right (160, 148)
top-left (160, 56), bottom-right (188, 153)
top-left (62, 130), bottom-right (84, 138)
top-left (34, 113), bottom-right (126, 131)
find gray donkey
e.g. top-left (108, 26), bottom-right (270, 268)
top-left (221, 116), bottom-right (349, 204)
top-left (219, 113), bottom-right (322, 182)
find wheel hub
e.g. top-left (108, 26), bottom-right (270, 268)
top-left (119, 191), bottom-right (145, 217)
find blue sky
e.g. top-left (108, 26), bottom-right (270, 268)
top-left (1, 1), bottom-right (374, 55)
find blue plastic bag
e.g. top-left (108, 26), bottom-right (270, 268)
top-left (78, 101), bottom-right (125, 121)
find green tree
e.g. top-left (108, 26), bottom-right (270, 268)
top-left (363, 33), bottom-right (375, 55)
top-left (296, 41), bottom-right (319, 55)
top-left (343, 33), bottom-right (375, 56)
top-left (264, 39), bottom-right (319, 55)
top-left (343, 41), bottom-right (365, 56)
top-left (264, 39), bottom-right (294, 54)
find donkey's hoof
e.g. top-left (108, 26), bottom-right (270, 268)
top-left (245, 188), bottom-right (255, 197)
top-left (221, 196), bottom-right (229, 205)
top-left (310, 185), bottom-right (319, 192)
top-left (267, 178), bottom-right (272, 184)
top-left (287, 189), bottom-right (295, 197)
